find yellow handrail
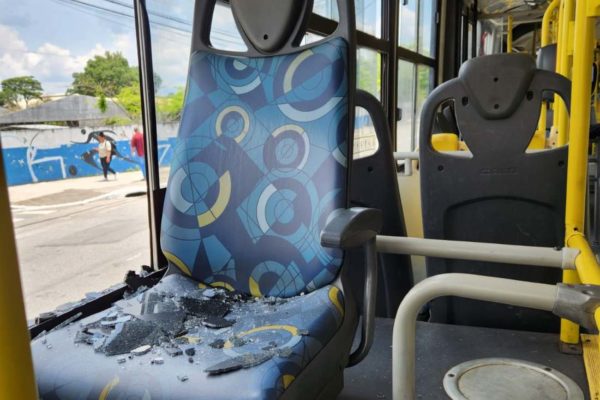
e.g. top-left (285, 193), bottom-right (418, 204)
top-left (542, 0), bottom-right (561, 47)
top-left (557, 0), bottom-right (575, 146)
top-left (536, 0), bottom-right (561, 147)
top-left (507, 16), bottom-right (513, 53)
top-left (561, 0), bottom-right (599, 348)
top-left (0, 150), bottom-right (37, 399)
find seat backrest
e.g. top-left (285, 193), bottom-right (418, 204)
top-left (160, 0), bottom-right (357, 298)
top-left (349, 92), bottom-right (413, 317)
top-left (419, 54), bottom-right (571, 332)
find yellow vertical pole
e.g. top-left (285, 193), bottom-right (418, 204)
top-left (537, 0), bottom-right (561, 146)
top-left (542, 0), bottom-right (561, 46)
top-left (0, 151), bottom-right (37, 399)
top-left (561, 0), bottom-right (596, 347)
top-left (507, 16), bottom-right (514, 53)
top-left (557, 0), bottom-right (575, 146)
top-left (554, 1), bottom-right (566, 131)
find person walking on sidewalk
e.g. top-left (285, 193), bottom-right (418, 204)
top-left (130, 127), bottom-right (146, 180)
top-left (93, 132), bottom-right (117, 180)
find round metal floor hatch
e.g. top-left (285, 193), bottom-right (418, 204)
top-left (443, 358), bottom-right (584, 400)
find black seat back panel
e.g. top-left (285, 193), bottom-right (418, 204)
top-left (419, 54), bottom-right (570, 332)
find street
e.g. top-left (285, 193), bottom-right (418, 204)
top-left (9, 172), bottom-right (153, 320)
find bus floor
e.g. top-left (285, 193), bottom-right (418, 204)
top-left (340, 319), bottom-right (590, 399)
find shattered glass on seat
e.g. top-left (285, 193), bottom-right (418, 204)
top-left (31, 273), bottom-right (344, 400)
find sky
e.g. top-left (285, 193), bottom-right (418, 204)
top-left (0, 0), bottom-right (237, 95)
top-left (0, 0), bottom-right (380, 96)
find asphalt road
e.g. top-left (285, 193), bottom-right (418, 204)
top-left (12, 195), bottom-right (151, 320)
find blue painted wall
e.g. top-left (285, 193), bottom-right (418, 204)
top-left (2, 138), bottom-right (177, 186)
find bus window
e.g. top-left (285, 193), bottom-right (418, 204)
top-left (358, 48), bottom-right (382, 99)
top-left (418, 0), bottom-right (436, 58)
top-left (0, 0), bottom-right (150, 319)
top-left (397, 60), bottom-right (416, 151)
top-left (210, 3), bottom-right (247, 51)
top-left (399, 0), bottom-right (418, 52)
top-left (354, 107), bottom-right (379, 159)
top-left (414, 65), bottom-right (435, 147)
top-left (356, 0), bottom-right (382, 38)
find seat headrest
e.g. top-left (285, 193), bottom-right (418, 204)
top-left (458, 54), bottom-right (536, 120)
top-left (537, 44), bottom-right (557, 72)
top-left (230, 0), bottom-right (313, 53)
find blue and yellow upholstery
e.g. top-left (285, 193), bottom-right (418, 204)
top-left (161, 38), bottom-right (349, 297)
top-left (31, 1), bottom-right (359, 398)
top-left (32, 274), bottom-right (345, 400)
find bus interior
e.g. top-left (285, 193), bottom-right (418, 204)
top-left (2, 0), bottom-right (600, 399)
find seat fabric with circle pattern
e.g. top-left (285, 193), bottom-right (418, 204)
top-left (161, 38), bottom-right (349, 298)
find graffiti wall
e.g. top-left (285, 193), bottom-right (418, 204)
top-left (1, 124), bottom-right (179, 186)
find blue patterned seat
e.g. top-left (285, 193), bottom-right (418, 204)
top-left (32, 274), bottom-right (345, 400)
top-left (31, 1), bottom-right (364, 398)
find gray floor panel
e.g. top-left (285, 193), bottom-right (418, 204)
top-left (341, 318), bottom-right (589, 399)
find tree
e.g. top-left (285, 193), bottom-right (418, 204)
top-left (1, 76), bottom-right (43, 108)
top-left (157, 87), bottom-right (185, 121)
top-left (69, 52), bottom-right (137, 97)
top-left (116, 83), bottom-right (142, 119)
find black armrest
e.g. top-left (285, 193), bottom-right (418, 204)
top-left (320, 207), bottom-right (382, 249)
top-left (321, 207), bottom-right (382, 366)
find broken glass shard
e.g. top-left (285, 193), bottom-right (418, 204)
top-left (139, 310), bottom-right (186, 336)
top-left (205, 351), bottom-right (274, 375)
top-left (164, 345), bottom-right (183, 357)
top-left (131, 344), bottom-right (152, 356)
top-left (179, 297), bottom-right (230, 318)
top-left (184, 348), bottom-right (195, 356)
top-left (101, 319), bottom-right (163, 356)
top-left (209, 339), bottom-right (225, 349)
top-left (201, 316), bottom-right (235, 329)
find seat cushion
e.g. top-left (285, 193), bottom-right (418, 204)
top-left (32, 274), bottom-right (345, 400)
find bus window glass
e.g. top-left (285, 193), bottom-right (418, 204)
top-left (418, 0), bottom-right (436, 57)
top-left (313, 0), bottom-right (340, 21)
top-left (396, 60), bottom-right (416, 151)
top-left (357, 48), bottom-right (382, 99)
top-left (145, 0), bottom-right (194, 188)
top-left (354, 107), bottom-right (379, 159)
top-left (356, 0), bottom-right (382, 38)
top-left (414, 65), bottom-right (435, 147)
top-left (398, 0), bottom-right (418, 51)
top-left (210, 4), bottom-right (247, 51)
top-left (0, 0), bottom-right (151, 319)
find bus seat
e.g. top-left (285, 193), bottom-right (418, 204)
top-left (537, 44), bottom-right (557, 103)
top-left (30, 1), bottom-right (375, 399)
top-left (419, 54), bottom-right (571, 332)
top-left (348, 90), bottom-right (413, 317)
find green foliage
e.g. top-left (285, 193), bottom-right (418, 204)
top-left (103, 116), bottom-right (132, 126)
top-left (116, 83), bottom-right (142, 120)
top-left (69, 52), bottom-right (137, 97)
top-left (97, 93), bottom-right (108, 113)
top-left (157, 87), bottom-right (185, 121)
top-left (0, 90), bottom-right (7, 107)
top-left (1, 76), bottom-right (44, 108)
top-left (115, 83), bottom-right (184, 123)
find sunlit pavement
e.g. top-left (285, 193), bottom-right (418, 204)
top-left (7, 170), bottom-right (169, 320)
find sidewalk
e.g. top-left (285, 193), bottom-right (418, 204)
top-left (8, 170), bottom-right (148, 206)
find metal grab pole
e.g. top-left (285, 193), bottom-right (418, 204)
top-left (392, 273), bottom-right (557, 400)
top-left (0, 150), bottom-right (37, 400)
top-left (376, 235), bottom-right (578, 269)
top-left (561, 0), bottom-right (597, 346)
top-left (557, 0), bottom-right (574, 147)
top-left (537, 0), bottom-right (560, 141)
top-left (507, 15), bottom-right (513, 53)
